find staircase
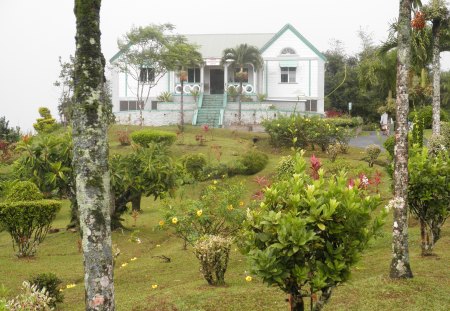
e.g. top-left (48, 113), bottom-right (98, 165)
top-left (195, 94), bottom-right (223, 127)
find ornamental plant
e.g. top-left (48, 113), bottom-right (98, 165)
top-left (29, 273), bottom-right (63, 308)
top-left (0, 181), bottom-right (61, 257)
top-left (130, 129), bottom-right (176, 147)
top-left (408, 146), bottom-right (450, 256)
top-left (161, 181), bottom-right (245, 285)
top-left (162, 181), bottom-right (245, 247)
top-left (193, 235), bottom-right (233, 286)
top-left (364, 144), bottom-right (381, 167)
top-left (6, 281), bottom-right (53, 311)
top-left (241, 150), bottom-right (386, 311)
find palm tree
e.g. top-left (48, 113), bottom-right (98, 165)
top-left (221, 44), bottom-right (263, 123)
top-left (423, 0), bottom-right (449, 135)
top-left (390, 0), bottom-right (415, 279)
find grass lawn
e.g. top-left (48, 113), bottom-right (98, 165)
top-left (0, 125), bottom-right (449, 310)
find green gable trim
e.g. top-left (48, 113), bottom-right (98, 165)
top-left (260, 24), bottom-right (327, 62)
top-left (279, 60), bottom-right (298, 67)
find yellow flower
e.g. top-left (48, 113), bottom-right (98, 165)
top-left (213, 180), bottom-right (218, 184)
top-left (227, 204), bottom-right (234, 211)
top-left (222, 174), bottom-right (227, 179)
top-left (66, 283), bottom-right (76, 289)
top-left (245, 276), bottom-right (252, 282)
top-left (196, 209), bottom-right (203, 217)
top-left (151, 284), bottom-right (158, 289)
top-left (159, 220), bottom-right (165, 226)
top-left (59, 289), bottom-right (64, 292)
top-left (239, 201), bottom-right (244, 207)
top-left (130, 257), bottom-right (137, 261)
top-left (210, 185), bottom-right (216, 191)
top-left (121, 263), bottom-right (128, 268)
top-left (172, 217), bottom-right (178, 224)
top-left (156, 244), bottom-right (161, 247)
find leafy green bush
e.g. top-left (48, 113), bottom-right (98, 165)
top-left (364, 144), bottom-right (381, 167)
top-left (441, 122), bottom-right (450, 148)
top-left (384, 135), bottom-right (395, 159)
top-left (427, 134), bottom-right (447, 156)
top-left (193, 235), bottom-right (233, 286)
top-left (275, 155), bottom-right (295, 180)
top-left (230, 150), bottom-right (268, 175)
top-left (409, 106), bottom-right (449, 129)
top-left (241, 151), bottom-right (386, 310)
top-left (325, 116), bottom-right (363, 128)
top-left (0, 183), bottom-right (61, 257)
top-left (131, 129), bottom-right (176, 147)
top-left (408, 147), bottom-right (450, 255)
top-left (198, 163), bottom-right (229, 181)
top-left (263, 115), bottom-right (355, 151)
top-left (6, 281), bottom-right (53, 310)
top-left (157, 91), bottom-right (173, 102)
top-left (181, 153), bottom-right (207, 180)
top-left (161, 181), bottom-right (245, 248)
top-left (5, 181), bottom-right (43, 202)
top-left (29, 273), bottom-right (63, 307)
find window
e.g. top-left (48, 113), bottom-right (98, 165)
top-left (305, 100), bottom-right (317, 112)
top-left (281, 67), bottom-right (296, 83)
top-left (119, 100), bottom-right (144, 111)
top-left (233, 68), bottom-right (249, 83)
top-left (281, 47), bottom-right (296, 55)
top-left (188, 68), bottom-right (200, 83)
top-left (139, 67), bottom-right (155, 83)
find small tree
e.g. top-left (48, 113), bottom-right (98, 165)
top-left (114, 24), bottom-right (201, 127)
top-left (242, 151), bottom-right (386, 311)
top-left (408, 146), bottom-right (450, 255)
top-left (221, 44), bottom-right (263, 123)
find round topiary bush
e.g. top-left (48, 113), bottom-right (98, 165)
top-left (230, 150), bottom-right (269, 175)
top-left (5, 181), bottom-right (44, 202)
top-left (181, 153), bottom-right (207, 180)
top-left (131, 129), bottom-right (176, 147)
top-left (0, 181), bottom-right (61, 257)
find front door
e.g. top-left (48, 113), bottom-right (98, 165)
top-left (210, 69), bottom-right (224, 94)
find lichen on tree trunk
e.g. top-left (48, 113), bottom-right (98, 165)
top-left (432, 19), bottom-right (441, 135)
top-left (73, 0), bottom-right (115, 309)
top-left (390, 0), bottom-right (413, 280)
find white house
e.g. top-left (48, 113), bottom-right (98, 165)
top-left (110, 24), bottom-right (326, 127)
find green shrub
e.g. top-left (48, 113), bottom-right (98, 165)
top-left (5, 181), bottom-right (43, 202)
top-left (199, 163), bottom-right (229, 181)
top-left (440, 121), bottom-right (450, 148)
top-left (241, 151), bottom-right (386, 310)
top-left (409, 106), bottom-right (449, 129)
top-left (29, 273), bottom-right (63, 307)
top-left (326, 143), bottom-right (341, 162)
top-left (131, 129), bottom-right (176, 147)
top-left (384, 135), bottom-right (395, 159)
top-left (427, 134), bottom-right (447, 156)
top-left (193, 235), bottom-right (233, 286)
top-left (157, 91), bottom-right (173, 102)
top-left (181, 153), bottom-right (207, 180)
top-left (364, 144), bottom-right (381, 167)
top-left (0, 199), bottom-right (61, 257)
top-left (33, 107), bottom-right (59, 134)
top-left (231, 150), bottom-right (268, 175)
top-left (275, 155), bottom-right (295, 180)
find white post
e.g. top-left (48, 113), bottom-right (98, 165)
top-left (200, 65), bottom-right (205, 93)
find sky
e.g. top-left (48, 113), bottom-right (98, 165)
top-left (1, 0), bottom-right (449, 132)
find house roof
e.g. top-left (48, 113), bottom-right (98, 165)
top-left (109, 24), bottom-right (326, 63)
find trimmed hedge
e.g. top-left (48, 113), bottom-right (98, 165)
top-left (0, 200), bottom-right (61, 257)
top-left (6, 181), bottom-right (43, 202)
top-left (131, 129), bottom-right (176, 147)
top-left (230, 150), bottom-right (269, 175)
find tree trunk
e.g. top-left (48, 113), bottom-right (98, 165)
top-left (73, 0), bottom-right (115, 309)
top-left (288, 292), bottom-right (304, 311)
top-left (180, 79), bottom-right (184, 129)
top-left (130, 193), bottom-right (141, 212)
top-left (238, 81), bottom-right (243, 123)
top-left (390, 0), bottom-right (413, 279)
top-left (432, 19), bottom-right (441, 135)
top-left (420, 218), bottom-right (432, 256)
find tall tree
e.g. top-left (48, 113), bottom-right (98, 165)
top-left (221, 44), bottom-right (263, 123)
top-left (73, 0), bottom-right (114, 309)
top-left (423, 0), bottom-right (449, 135)
top-left (390, 0), bottom-right (415, 279)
